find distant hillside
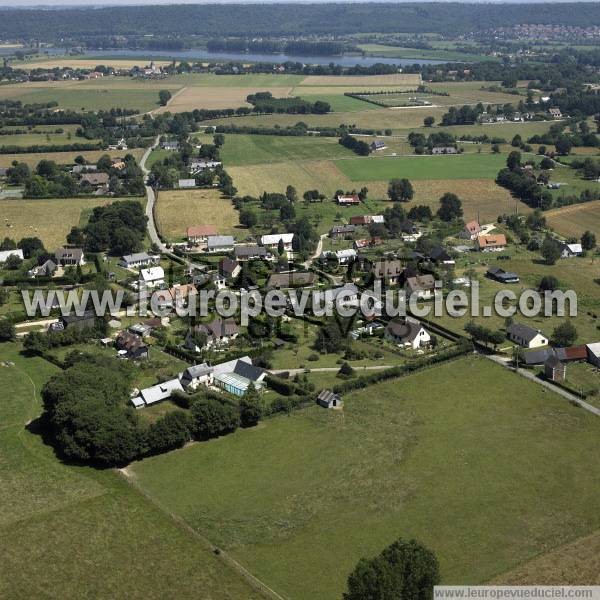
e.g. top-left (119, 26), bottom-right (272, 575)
top-left (2, 2), bottom-right (600, 40)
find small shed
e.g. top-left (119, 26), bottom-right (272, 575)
top-left (317, 389), bottom-right (343, 409)
top-left (544, 354), bottom-right (566, 382)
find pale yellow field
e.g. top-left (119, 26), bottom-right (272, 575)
top-left (208, 105), bottom-right (447, 131)
top-left (0, 148), bottom-right (144, 169)
top-left (299, 73), bottom-right (422, 86)
top-left (546, 200), bottom-right (600, 239)
top-left (491, 530), bottom-right (600, 585)
top-left (155, 86), bottom-right (294, 112)
top-left (155, 188), bottom-right (243, 240)
top-left (0, 197), bottom-right (129, 249)
top-left (17, 58), bottom-right (173, 70)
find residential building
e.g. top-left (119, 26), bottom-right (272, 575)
top-left (212, 357), bottom-right (266, 396)
top-left (116, 331), bottom-right (149, 361)
top-left (267, 271), bottom-right (316, 289)
top-left (260, 233), bottom-right (294, 252)
top-left (459, 220), bottom-right (482, 240)
top-left (186, 225), bottom-right (218, 244)
top-left (207, 235), bottom-right (235, 253)
top-left (219, 258), bottom-right (241, 280)
top-left (0, 248), bottom-right (24, 264)
top-left (71, 164), bottom-right (97, 175)
top-left (544, 354), bottom-right (566, 382)
top-left (476, 234), bottom-right (507, 252)
top-left (507, 322), bottom-right (548, 349)
top-left (333, 248), bottom-right (357, 264)
top-left (133, 378), bottom-right (184, 408)
top-left (59, 310), bottom-right (96, 332)
top-left (55, 247), bottom-right (85, 266)
top-left (336, 194), bottom-right (361, 206)
top-left (431, 146), bottom-right (458, 154)
top-left (120, 252), bottom-right (158, 269)
top-left (189, 160), bottom-right (221, 173)
top-left (370, 140), bottom-right (387, 152)
top-left (372, 260), bottom-right (404, 286)
top-left (548, 108), bottom-right (562, 119)
top-left (405, 274), bottom-right (436, 300)
top-left (178, 178), bottom-right (196, 188)
top-left (313, 284), bottom-right (359, 311)
top-left (486, 267), bottom-right (520, 284)
top-left (160, 140), bottom-right (179, 151)
top-left (179, 363), bottom-right (214, 390)
top-left (27, 258), bottom-right (57, 278)
top-left (317, 389), bottom-right (343, 409)
top-left (330, 224), bottom-right (356, 239)
top-left (586, 343), bottom-right (600, 367)
top-left (187, 318), bottom-right (240, 350)
top-left (560, 243), bottom-right (583, 258)
top-left (140, 266), bottom-right (165, 288)
top-left (234, 245), bottom-right (269, 261)
top-left (430, 246), bottom-right (455, 265)
top-left (354, 237), bottom-right (382, 250)
top-left (79, 172), bottom-right (109, 187)
top-left (385, 318), bottom-right (431, 349)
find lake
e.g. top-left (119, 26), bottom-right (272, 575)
top-left (68, 48), bottom-right (446, 67)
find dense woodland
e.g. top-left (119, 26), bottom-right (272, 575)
top-left (2, 3), bottom-right (600, 41)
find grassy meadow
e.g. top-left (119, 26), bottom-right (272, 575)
top-left (546, 200), bottom-right (600, 239)
top-left (130, 356), bottom-right (600, 599)
top-left (155, 188), bottom-right (243, 241)
top-left (0, 342), bottom-right (262, 600)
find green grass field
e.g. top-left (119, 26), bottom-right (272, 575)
top-left (0, 342), bottom-right (261, 599)
top-left (297, 92), bottom-right (378, 112)
top-left (335, 152), bottom-right (507, 181)
top-left (130, 356), bottom-right (600, 599)
top-left (218, 133), bottom-right (356, 166)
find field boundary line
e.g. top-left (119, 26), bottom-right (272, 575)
top-left (116, 467), bottom-right (288, 600)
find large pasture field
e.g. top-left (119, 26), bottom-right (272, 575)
top-left (546, 200), bottom-right (600, 239)
top-left (0, 342), bottom-right (262, 599)
top-left (336, 152), bottom-right (508, 181)
top-left (0, 148), bottom-right (144, 169)
top-left (130, 356), bottom-right (600, 600)
top-left (155, 188), bottom-right (242, 241)
top-left (0, 197), bottom-right (140, 249)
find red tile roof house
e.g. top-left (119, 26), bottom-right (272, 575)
top-left (337, 194), bottom-right (361, 206)
top-left (459, 220), bottom-right (482, 240)
top-left (476, 234), bottom-right (507, 252)
top-left (186, 225), bottom-right (218, 245)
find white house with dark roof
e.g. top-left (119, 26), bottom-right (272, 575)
top-left (385, 318), bottom-right (430, 349)
top-left (507, 322), bottom-right (548, 349)
top-left (120, 252), bottom-right (158, 269)
top-left (260, 233), bottom-right (294, 252)
top-left (133, 378), bottom-right (184, 408)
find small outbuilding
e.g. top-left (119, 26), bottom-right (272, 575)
top-left (317, 389), bottom-right (343, 409)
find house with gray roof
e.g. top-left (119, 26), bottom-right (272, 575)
top-left (507, 322), bottom-right (548, 349)
top-left (207, 235), bottom-right (235, 253)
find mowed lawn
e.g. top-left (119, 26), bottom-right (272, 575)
top-left (0, 197), bottom-right (140, 249)
top-left (335, 152), bottom-right (507, 181)
top-left (546, 200), bottom-right (600, 239)
top-left (0, 342), bottom-right (262, 600)
top-left (130, 356), bottom-right (600, 600)
top-left (155, 188), bottom-right (243, 241)
top-left (219, 134), bottom-right (355, 166)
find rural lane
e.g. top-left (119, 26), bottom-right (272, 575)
top-left (140, 136), bottom-right (165, 252)
top-left (485, 353), bottom-right (600, 417)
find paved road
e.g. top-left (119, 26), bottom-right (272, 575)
top-left (140, 136), bottom-right (165, 252)
top-left (486, 353), bottom-right (600, 417)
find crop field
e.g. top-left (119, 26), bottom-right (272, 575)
top-left (210, 105), bottom-right (450, 132)
top-left (0, 197), bottom-right (141, 249)
top-left (299, 73), bottom-right (422, 86)
top-left (155, 85), bottom-right (294, 112)
top-left (0, 148), bottom-right (144, 169)
top-left (546, 200), bottom-right (600, 239)
top-left (219, 134), bottom-right (355, 166)
top-left (0, 130), bottom-right (101, 148)
top-left (0, 342), bottom-right (262, 599)
top-left (420, 120), bottom-right (555, 139)
top-left (335, 152), bottom-right (507, 181)
top-left (298, 92), bottom-right (378, 112)
top-left (130, 356), bottom-right (600, 600)
top-left (15, 57), bottom-right (174, 70)
top-left (155, 188), bottom-right (242, 241)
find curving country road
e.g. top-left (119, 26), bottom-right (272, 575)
top-left (140, 136), bottom-right (166, 252)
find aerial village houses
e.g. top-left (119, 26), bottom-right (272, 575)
top-left (373, 260), bottom-right (404, 286)
top-left (460, 220), bottom-right (482, 240)
top-left (207, 235), bottom-right (235, 253)
top-left (234, 245), bottom-right (269, 261)
top-left (120, 252), bottom-right (158, 269)
top-left (405, 274), bottom-right (436, 300)
top-left (139, 266), bottom-right (165, 289)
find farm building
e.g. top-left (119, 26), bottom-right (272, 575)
top-left (544, 354), bottom-right (566, 382)
top-left (486, 267), bottom-right (520, 284)
top-left (586, 343), bottom-right (600, 367)
top-left (317, 389), bottom-right (343, 409)
top-left (431, 147), bottom-right (457, 154)
top-left (330, 224), bottom-right (356, 239)
top-left (336, 194), bottom-right (361, 206)
top-left (178, 179), bottom-right (197, 189)
top-left (133, 378), bottom-right (184, 408)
